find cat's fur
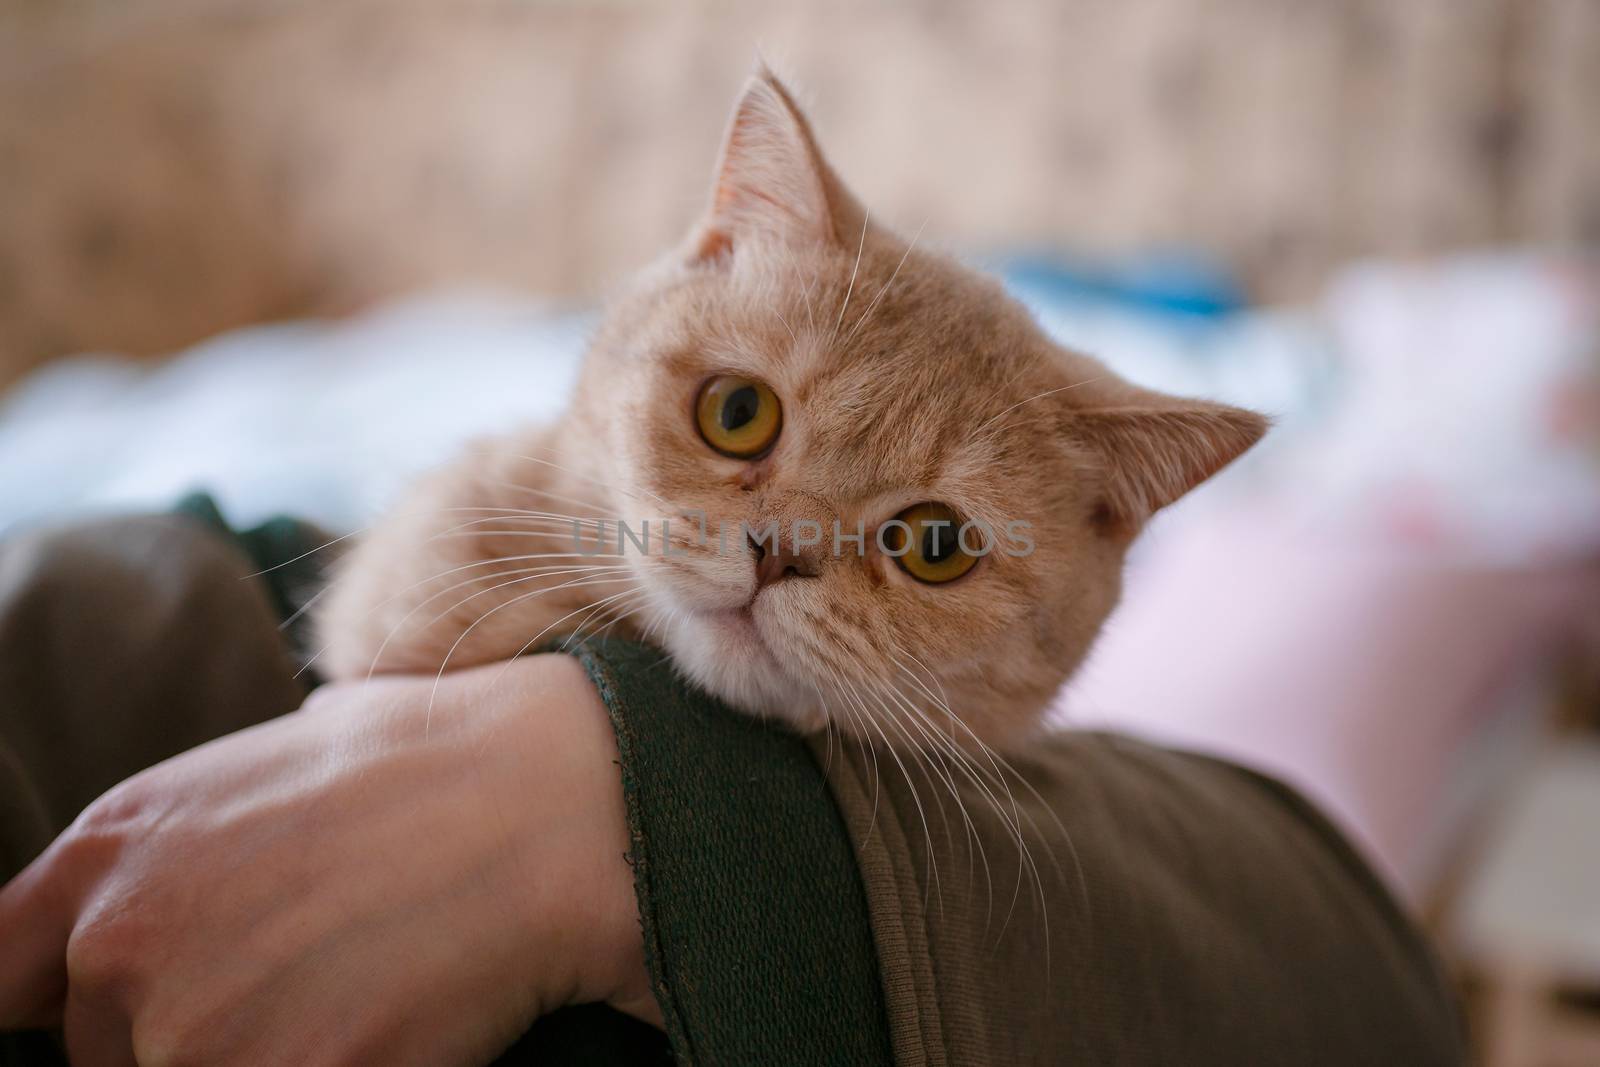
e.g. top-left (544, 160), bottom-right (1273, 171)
top-left (316, 69), bottom-right (1266, 746)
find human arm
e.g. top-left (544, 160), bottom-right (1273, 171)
top-left (0, 507), bottom-right (1468, 1066)
top-left (0, 655), bottom-right (658, 1066)
top-left (0, 507), bottom-right (891, 1067)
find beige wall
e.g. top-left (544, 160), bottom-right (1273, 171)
top-left (1, 0), bottom-right (1596, 383)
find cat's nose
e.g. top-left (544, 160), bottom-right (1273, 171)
top-left (749, 533), bottom-right (821, 590)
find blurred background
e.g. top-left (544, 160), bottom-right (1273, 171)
top-left (1, 1), bottom-right (1597, 1062)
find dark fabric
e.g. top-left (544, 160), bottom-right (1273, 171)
top-left (0, 501), bottom-right (1467, 1066)
top-left (170, 492), bottom-right (330, 651)
top-left (0, 510), bottom-right (315, 1066)
top-left (0, 506), bottom-right (891, 1066)
top-left (0, 511), bottom-right (313, 881)
top-left (564, 639), bottom-right (894, 1067)
top-left (821, 729), bottom-right (1469, 1066)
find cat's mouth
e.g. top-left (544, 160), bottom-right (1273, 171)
top-left (695, 604), bottom-right (780, 669)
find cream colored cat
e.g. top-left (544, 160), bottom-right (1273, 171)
top-left (316, 69), bottom-right (1266, 747)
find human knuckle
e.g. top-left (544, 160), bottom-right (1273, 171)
top-left (65, 904), bottom-right (144, 993)
top-left (52, 815), bottom-right (131, 899)
top-left (138, 986), bottom-right (253, 1067)
top-left (134, 1015), bottom-right (216, 1067)
top-left (73, 776), bottom-right (154, 839)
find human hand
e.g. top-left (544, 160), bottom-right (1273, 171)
top-left (0, 654), bottom-right (657, 1066)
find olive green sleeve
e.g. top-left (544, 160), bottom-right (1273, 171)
top-left (20, 499), bottom-right (1459, 1066)
top-left (186, 497), bottom-right (900, 1066)
top-left (816, 728), bottom-right (1468, 1066)
top-left (563, 640), bottom-right (895, 1067)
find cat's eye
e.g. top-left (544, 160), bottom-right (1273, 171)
top-left (695, 375), bottom-right (782, 458)
top-left (882, 502), bottom-right (979, 584)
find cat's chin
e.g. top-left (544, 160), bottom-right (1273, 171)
top-left (657, 606), bottom-right (828, 734)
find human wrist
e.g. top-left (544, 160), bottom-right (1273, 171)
top-left (474, 655), bottom-right (658, 1027)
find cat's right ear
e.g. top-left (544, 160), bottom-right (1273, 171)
top-left (689, 68), bottom-right (860, 263)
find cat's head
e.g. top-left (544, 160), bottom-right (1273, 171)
top-left (575, 69), bottom-right (1266, 745)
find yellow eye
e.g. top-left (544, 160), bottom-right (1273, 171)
top-left (695, 375), bottom-right (782, 458)
top-left (882, 502), bottom-right (979, 584)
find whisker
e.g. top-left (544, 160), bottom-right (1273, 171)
top-left (773, 307), bottom-right (798, 345)
top-left (389, 555), bottom-right (628, 608)
top-left (970, 377), bottom-right (1105, 441)
top-left (427, 582), bottom-right (644, 734)
top-left (891, 655), bottom-right (1054, 874)
top-left (436, 508), bottom-right (618, 531)
top-left (559, 588), bottom-right (649, 652)
top-left (278, 581), bottom-right (334, 633)
top-left (476, 445), bottom-right (673, 511)
top-left (819, 666), bottom-right (883, 847)
top-left (824, 654), bottom-right (943, 919)
top-left (243, 527), bottom-right (368, 579)
top-left (886, 646), bottom-right (1073, 968)
top-left (537, 586), bottom-right (645, 647)
top-left (429, 528), bottom-right (613, 543)
top-left (833, 209), bottom-right (870, 336)
top-left (470, 480), bottom-right (630, 523)
top-left (872, 676), bottom-right (996, 931)
top-left (893, 667), bottom-right (1087, 987)
top-left (782, 242), bottom-right (818, 334)
top-left (863, 677), bottom-right (974, 919)
top-left (844, 219), bottom-right (925, 347)
top-left (368, 567), bottom-right (633, 684)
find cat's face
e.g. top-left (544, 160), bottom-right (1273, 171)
top-left (573, 71), bottom-right (1265, 746)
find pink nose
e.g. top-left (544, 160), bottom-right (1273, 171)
top-left (751, 535), bottom-right (821, 590)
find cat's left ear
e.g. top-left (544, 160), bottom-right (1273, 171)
top-left (1071, 400), bottom-right (1270, 532)
top-left (689, 66), bottom-right (863, 263)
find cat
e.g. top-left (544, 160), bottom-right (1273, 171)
top-left (315, 68), bottom-right (1266, 748)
